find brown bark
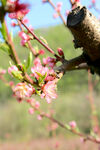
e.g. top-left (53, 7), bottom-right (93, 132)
top-left (67, 6), bottom-right (100, 61)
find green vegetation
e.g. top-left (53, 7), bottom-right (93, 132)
top-left (0, 25), bottom-right (100, 141)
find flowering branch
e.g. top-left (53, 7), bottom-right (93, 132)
top-left (47, 0), bottom-right (66, 25)
top-left (27, 98), bottom-right (100, 144)
top-left (4, 21), bottom-right (34, 85)
top-left (19, 19), bottom-right (64, 63)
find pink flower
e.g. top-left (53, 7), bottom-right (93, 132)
top-left (7, 0), bottom-right (29, 19)
top-left (13, 83), bottom-right (35, 100)
top-left (31, 61), bottom-right (49, 80)
top-left (34, 58), bottom-right (41, 66)
top-left (19, 31), bottom-right (30, 45)
top-left (47, 57), bottom-right (56, 68)
top-left (41, 81), bottom-right (57, 103)
top-left (8, 65), bottom-right (18, 76)
top-left (69, 121), bottom-right (76, 129)
top-left (19, 31), bottom-right (30, 41)
top-left (28, 107), bottom-right (34, 115)
top-left (43, 58), bottom-right (48, 65)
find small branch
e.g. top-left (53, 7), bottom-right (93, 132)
top-left (67, 6), bottom-right (100, 61)
top-left (5, 21), bottom-right (20, 65)
top-left (20, 19), bottom-right (62, 62)
top-left (41, 112), bottom-right (100, 144)
top-left (17, 20), bottom-right (37, 57)
top-left (48, 0), bottom-right (66, 25)
top-left (56, 55), bottom-right (87, 73)
top-left (69, 0), bottom-right (74, 6)
top-left (4, 21), bottom-right (34, 85)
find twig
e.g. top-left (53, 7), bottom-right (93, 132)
top-left (56, 55), bottom-right (87, 73)
top-left (4, 21), bottom-right (34, 85)
top-left (40, 112), bottom-right (100, 144)
top-left (48, 0), bottom-right (66, 25)
top-left (17, 20), bottom-right (37, 57)
top-left (20, 19), bottom-right (63, 62)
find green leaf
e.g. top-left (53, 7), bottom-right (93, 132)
top-left (1, 0), bottom-right (7, 6)
top-left (36, 72), bottom-right (43, 78)
top-left (0, 42), bottom-right (10, 54)
top-left (11, 70), bottom-right (23, 80)
top-left (65, 124), bottom-right (71, 130)
top-left (38, 73), bottom-right (47, 85)
top-left (17, 63), bottom-right (26, 73)
top-left (26, 52), bottom-right (33, 69)
top-left (1, 21), bottom-right (7, 40)
top-left (35, 89), bottom-right (41, 95)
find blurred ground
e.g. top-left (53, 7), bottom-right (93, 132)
top-left (0, 137), bottom-right (98, 150)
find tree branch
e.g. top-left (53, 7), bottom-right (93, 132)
top-left (67, 6), bottom-right (100, 61)
top-left (56, 55), bottom-right (87, 73)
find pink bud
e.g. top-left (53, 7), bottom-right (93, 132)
top-left (43, 58), bottom-right (48, 65)
top-left (0, 69), bottom-right (6, 75)
top-left (8, 65), bottom-right (18, 75)
top-left (26, 99), bottom-right (32, 103)
top-left (28, 108), bottom-right (34, 115)
top-left (92, 0), bottom-right (96, 4)
top-left (9, 81), bottom-right (14, 87)
top-left (39, 49), bottom-right (45, 55)
top-left (57, 48), bottom-right (64, 56)
top-left (55, 7), bottom-right (61, 13)
top-left (23, 18), bottom-right (29, 24)
top-left (55, 141), bottom-right (60, 149)
top-left (75, 0), bottom-right (80, 2)
top-left (69, 121), bottom-right (76, 128)
top-left (57, 2), bottom-right (63, 7)
top-left (42, 0), bottom-right (47, 3)
top-left (53, 13), bottom-right (59, 19)
top-left (11, 21), bottom-right (17, 27)
top-left (35, 101), bottom-right (40, 109)
top-left (65, 10), bottom-right (69, 16)
top-left (37, 115), bottom-right (42, 120)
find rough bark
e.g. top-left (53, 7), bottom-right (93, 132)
top-left (67, 6), bottom-right (100, 74)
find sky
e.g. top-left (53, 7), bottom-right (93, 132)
top-left (6, 0), bottom-right (100, 31)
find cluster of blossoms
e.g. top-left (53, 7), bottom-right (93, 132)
top-left (7, 0), bottom-right (29, 19)
top-left (8, 56), bottom-right (60, 103)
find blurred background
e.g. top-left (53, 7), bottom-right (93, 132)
top-left (0, 0), bottom-right (100, 149)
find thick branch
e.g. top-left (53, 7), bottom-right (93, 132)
top-left (67, 6), bottom-right (100, 61)
top-left (56, 55), bottom-right (87, 73)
